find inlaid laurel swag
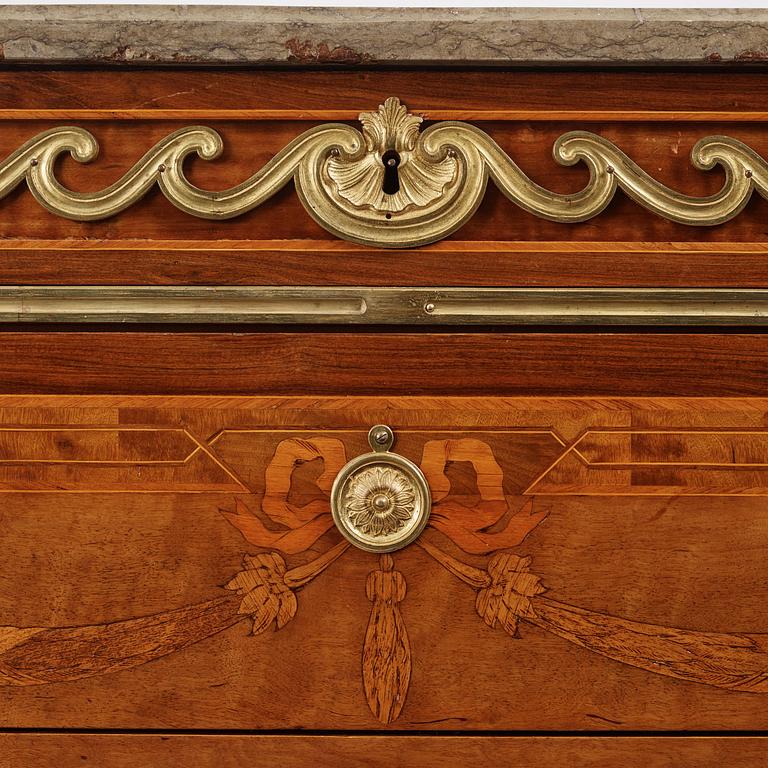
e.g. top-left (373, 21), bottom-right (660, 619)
top-left (3, 423), bottom-right (768, 726)
top-left (1, 96), bottom-right (768, 247)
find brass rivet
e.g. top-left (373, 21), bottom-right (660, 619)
top-left (372, 493), bottom-right (391, 511)
top-left (606, 165), bottom-right (615, 175)
top-left (373, 429), bottom-right (390, 445)
top-left (157, 163), bottom-right (166, 173)
top-left (30, 158), bottom-right (38, 167)
top-left (746, 169), bottom-right (754, 178)
top-left (424, 301), bottom-right (436, 313)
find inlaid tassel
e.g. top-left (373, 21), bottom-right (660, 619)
top-left (362, 554), bottom-right (411, 724)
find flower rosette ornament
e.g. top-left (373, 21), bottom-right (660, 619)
top-left (344, 465), bottom-right (417, 538)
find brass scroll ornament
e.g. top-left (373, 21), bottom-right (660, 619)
top-left (1, 97), bottom-right (768, 247)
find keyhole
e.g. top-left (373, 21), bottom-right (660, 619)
top-left (382, 150), bottom-right (401, 195)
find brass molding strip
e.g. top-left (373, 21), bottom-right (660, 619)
top-left (3, 240), bottom-right (768, 254)
top-left (2, 97), bottom-right (768, 248)
top-left (2, 287), bottom-right (768, 325)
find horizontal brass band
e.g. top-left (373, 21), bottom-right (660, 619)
top-left (2, 287), bottom-right (768, 325)
top-left (3, 239), bottom-right (768, 254)
top-left (2, 98), bottom-right (768, 248)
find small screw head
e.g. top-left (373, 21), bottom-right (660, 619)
top-left (157, 163), bottom-right (166, 173)
top-left (446, 148), bottom-right (456, 158)
top-left (606, 165), bottom-right (615, 175)
top-left (329, 148), bottom-right (340, 157)
top-left (29, 158), bottom-right (38, 167)
top-left (386, 157), bottom-right (397, 167)
top-left (367, 424), bottom-right (395, 453)
top-left (746, 169), bottom-right (754, 178)
top-left (424, 301), bottom-right (436, 314)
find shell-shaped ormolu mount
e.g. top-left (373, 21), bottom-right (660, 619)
top-left (326, 97), bottom-right (458, 213)
top-left (2, 97), bottom-right (768, 247)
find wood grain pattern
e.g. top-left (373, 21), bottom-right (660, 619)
top-left (0, 333), bottom-right (764, 397)
top-left (2, 70), bottom-right (768, 286)
top-left (5, 70), bottom-right (768, 113)
top-left (6, 241), bottom-right (768, 287)
top-left (2, 64), bottom-right (768, 747)
top-left (420, 542), bottom-right (768, 694)
top-left (0, 540), bottom-right (349, 686)
top-left (422, 439), bottom-right (550, 553)
top-left (0, 597), bottom-right (241, 686)
top-left (3, 735), bottom-right (768, 768)
top-left (5, 108), bottom-right (768, 121)
top-left (2, 395), bottom-right (768, 730)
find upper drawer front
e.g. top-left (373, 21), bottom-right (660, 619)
top-left (2, 70), bottom-right (768, 288)
top-left (1, 332), bottom-right (768, 730)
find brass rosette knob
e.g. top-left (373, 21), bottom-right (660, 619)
top-left (331, 425), bottom-right (431, 553)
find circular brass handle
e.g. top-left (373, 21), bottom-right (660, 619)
top-left (330, 425), bottom-right (431, 553)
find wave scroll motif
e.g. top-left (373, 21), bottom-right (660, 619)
top-left (1, 98), bottom-right (768, 247)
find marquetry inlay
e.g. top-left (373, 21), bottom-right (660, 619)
top-left (3, 399), bottom-right (768, 725)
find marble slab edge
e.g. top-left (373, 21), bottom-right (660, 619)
top-left (1, 6), bottom-right (768, 66)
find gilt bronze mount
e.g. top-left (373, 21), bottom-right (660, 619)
top-left (330, 425), bottom-right (431, 553)
top-left (1, 97), bottom-right (767, 247)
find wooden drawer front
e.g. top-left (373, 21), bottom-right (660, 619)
top-left (3, 58), bottom-right (768, 764)
top-left (2, 69), bottom-right (768, 290)
top-left (3, 735), bottom-right (768, 767)
top-left (2, 387), bottom-right (768, 730)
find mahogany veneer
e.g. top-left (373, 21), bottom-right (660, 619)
top-left (1, 64), bottom-right (767, 766)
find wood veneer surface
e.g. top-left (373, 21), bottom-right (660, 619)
top-left (1, 66), bottom-right (767, 758)
top-left (2, 70), bottom-right (768, 286)
top-left (1, 395), bottom-right (768, 731)
top-left (0, 332), bottom-right (764, 395)
top-left (2, 735), bottom-right (767, 767)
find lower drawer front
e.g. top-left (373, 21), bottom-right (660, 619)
top-left (2, 736), bottom-right (767, 767)
top-left (1, 383), bottom-right (768, 731)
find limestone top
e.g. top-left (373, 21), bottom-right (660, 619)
top-left (0, 6), bottom-right (766, 66)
